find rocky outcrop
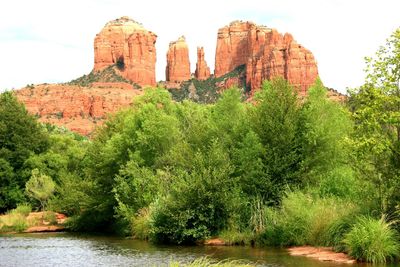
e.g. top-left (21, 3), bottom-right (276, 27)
top-left (215, 21), bottom-right (318, 95)
top-left (215, 21), bottom-right (253, 78)
top-left (94, 16), bottom-right (157, 87)
top-left (16, 84), bottom-right (141, 135)
top-left (166, 36), bottom-right (191, 82)
top-left (195, 47), bottom-right (211, 80)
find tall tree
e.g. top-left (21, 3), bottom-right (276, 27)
top-left (251, 78), bottom-right (302, 203)
top-left (349, 28), bottom-right (400, 213)
top-left (0, 92), bottom-right (48, 211)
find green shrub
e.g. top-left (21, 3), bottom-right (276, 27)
top-left (150, 143), bottom-right (241, 244)
top-left (344, 216), bottom-right (399, 263)
top-left (259, 191), bottom-right (356, 247)
top-left (43, 211), bottom-right (57, 225)
top-left (11, 204), bottom-right (32, 216)
top-left (0, 213), bottom-right (27, 232)
top-left (324, 213), bottom-right (358, 251)
top-left (219, 229), bottom-right (253, 246)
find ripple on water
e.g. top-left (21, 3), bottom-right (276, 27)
top-left (0, 233), bottom-right (373, 267)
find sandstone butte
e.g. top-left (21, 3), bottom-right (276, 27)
top-left (195, 47), bottom-right (211, 80)
top-left (215, 21), bottom-right (319, 95)
top-left (13, 18), bottom-right (340, 136)
top-left (94, 16), bottom-right (157, 87)
top-left (166, 36), bottom-right (191, 82)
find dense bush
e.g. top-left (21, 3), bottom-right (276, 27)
top-left (259, 191), bottom-right (356, 247)
top-left (344, 216), bottom-right (400, 263)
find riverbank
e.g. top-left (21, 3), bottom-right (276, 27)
top-left (0, 211), bottom-right (67, 234)
top-left (288, 246), bottom-right (355, 264)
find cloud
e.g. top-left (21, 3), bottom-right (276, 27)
top-left (0, 0), bottom-right (399, 92)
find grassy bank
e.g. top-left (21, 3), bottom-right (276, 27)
top-left (168, 257), bottom-right (254, 267)
top-left (0, 204), bottom-right (64, 233)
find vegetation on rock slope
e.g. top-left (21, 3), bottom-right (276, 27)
top-left (68, 65), bottom-right (141, 89)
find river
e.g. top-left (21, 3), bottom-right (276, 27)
top-left (0, 233), bottom-right (392, 266)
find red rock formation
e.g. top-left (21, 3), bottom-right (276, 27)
top-left (166, 36), bottom-right (191, 82)
top-left (215, 21), bottom-right (253, 78)
top-left (94, 16), bottom-right (157, 87)
top-left (16, 83), bottom-right (142, 135)
top-left (215, 21), bottom-right (318, 95)
top-left (195, 47), bottom-right (210, 80)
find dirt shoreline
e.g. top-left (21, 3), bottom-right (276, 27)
top-left (288, 246), bottom-right (355, 264)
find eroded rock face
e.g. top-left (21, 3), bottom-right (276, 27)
top-left (215, 21), bottom-right (319, 95)
top-left (16, 84), bottom-right (142, 135)
top-left (195, 47), bottom-right (210, 80)
top-left (166, 36), bottom-right (191, 82)
top-left (94, 16), bottom-right (157, 87)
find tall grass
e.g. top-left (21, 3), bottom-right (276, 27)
top-left (0, 213), bottom-right (27, 232)
top-left (343, 216), bottom-right (400, 263)
top-left (168, 257), bottom-right (255, 267)
top-left (259, 191), bottom-right (356, 247)
top-left (131, 207), bottom-right (152, 240)
top-left (11, 204), bottom-right (32, 216)
top-left (219, 229), bottom-right (254, 246)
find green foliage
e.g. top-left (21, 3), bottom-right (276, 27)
top-left (0, 205), bottom-right (32, 233)
top-left (113, 161), bottom-right (159, 228)
top-left (168, 65), bottom-right (247, 104)
top-left (68, 65), bottom-right (140, 88)
top-left (259, 191), bottom-right (356, 247)
top-left (43, 211), bottom-right (57, 225)
top-left (130, 207), bottom-right (152, 240)
top-left (348, 28), bottom-right (400, 214)
top-left (25, 169), bottom-right (55, 210)
top-left (300, 79), bottom-right (352, 183)
top-left (344, 216), bottom-right (399, 263)
top-left (219, 229), bottom-right (254, 246)
top-left (0, 91), bottom-right (49, 211)
top-left (0, 212), bottom-right (27, 233)
top-left (12, 203), bottom-right (32, 216)
top-left (251, 78), bottom-right (302, 202)
top-left (151, 142), bottom-right (241, 244)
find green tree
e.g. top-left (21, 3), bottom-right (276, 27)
top-left (0, 92), bottom-right (49, 211)
top-left (349, 28), bottom-right (400, 213)
top-left (250, 78), bottom-right (302, 203)
top-left (25, 168), bottom-right (55, 210)
top-left (300, 79), bottom-right (352, 183)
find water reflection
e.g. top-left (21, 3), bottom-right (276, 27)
top-left (0, 233), bottom-right (395, 267)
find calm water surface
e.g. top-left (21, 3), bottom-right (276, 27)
top-left (0, 233), bottom-right (394, 267)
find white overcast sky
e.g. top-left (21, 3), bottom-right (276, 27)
top-left (0, 0), bottom-right (399, 93)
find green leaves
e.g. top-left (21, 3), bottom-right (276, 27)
top-left (0, 91), bottom-right (49, 211)
top-left (25, 168), bottom-right (55, 210)
top-left (349, 27), bottom-right (400, 213)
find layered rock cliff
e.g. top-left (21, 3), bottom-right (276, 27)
top-left (94, 16), bottom-right (157, 87)
top-left (195, 47), bottom-right (211, 80)
top-left (215, 21), bottom-right (318, 95)
top-left (16, 83), bottom-right (141, 135)
top-left (166, 36), bottom-right (191, 82)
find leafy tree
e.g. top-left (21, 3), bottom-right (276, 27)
top-left (300, 79), bottom-right (352, 183)
top-left (349, 28), bottom-right (400, 213)
top-left (250, 78), bottom-right (303, 203)
top-left (0, 92), bottom-right (49, 211)
top-left (25, 168), bottom-right (55, 210)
